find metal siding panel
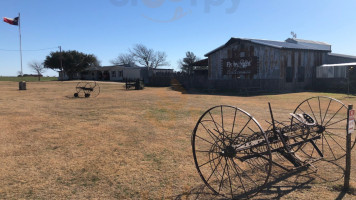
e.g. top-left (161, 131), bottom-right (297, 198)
top-left (208, 57), bottom-right (212, 79)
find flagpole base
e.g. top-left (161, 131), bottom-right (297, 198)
top-left (19, 81), bottom-right (26, 90)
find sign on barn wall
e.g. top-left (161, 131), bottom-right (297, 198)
top-left (222, 56), bottom-right (259, 78)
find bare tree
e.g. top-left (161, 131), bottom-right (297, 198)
top-left (29, 61), bottom-right (46, 81)
top-left (152, 51), bottom-right (169, 69)
top-left (130, 44), bottom-right (169, 69)
top-left (111, 53), bottom-right (135, 66)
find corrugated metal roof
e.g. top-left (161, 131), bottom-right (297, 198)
top-left (285, 38), bottom-right (331, 51)
top-left (251, 39), bottom-right (328, 50)
top-left (290, 38), bottom-right (330, 45)
top-left (204, 37), bottom-right (331, 57)
top-left (328, 53), bottom-right (356, 59)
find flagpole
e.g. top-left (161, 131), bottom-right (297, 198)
top-left (18, 13), bottom-right (23, 76)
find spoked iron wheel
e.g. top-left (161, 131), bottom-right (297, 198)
top-left (291, 96), bottom-right (355, 162)
top-left (85, 82), bottom-right (100, 97)
top-left (76, 82), bottom-right (86, 94)
top-left (192, 105), bottom-right (272, 199)
top-left (83, 83), bottom-right (92, 98)
top-left (75, 82), bottom-right (87, 97)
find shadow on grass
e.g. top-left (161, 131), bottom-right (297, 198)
top-left (170, 86), bottom-right (289, 97)
top-left (174, 158), bottom-right (351, 200)
top-left (335, 190), bottom-right (347, 200)
top-left (171, 167), bottom-right (315, 200)
top-left (170, 84), bottom-right (356, 98)
top-left (333, 183), bottom-right (356, 200)
top-left (170, 86), bottom-right (344, 98)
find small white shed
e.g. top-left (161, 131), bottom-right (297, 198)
top-left (316, 63), bottom-right (356, 78)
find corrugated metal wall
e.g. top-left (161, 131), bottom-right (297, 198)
top-left (317, 66), bottom-right (347, 78)
top-left (208, 40), bottom-right (327, 90)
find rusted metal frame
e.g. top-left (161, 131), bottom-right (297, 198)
top-left (232, 126), bottom-right (321, 155)
top-left (76, 87), bottom-right (94, 92)
top-left (74, 82), bottom-right (100, 98)
top-left (309, 140), bottom-right (324, 158)
top-left (238, 135), bottom-right (321, 164)
top-left (268, 103), bottom-right (295, 153)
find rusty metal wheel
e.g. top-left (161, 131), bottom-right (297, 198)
top-left (85, 82), bottom-right (100, 97)
top-left (75, 82), bottom-right (86, 94)
top-left (291, 96), bottom-right (355, 162)
top-left (192, 105), bottom-right (272, 199)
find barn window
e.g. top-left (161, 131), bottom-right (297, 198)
top-left (286, 67), bottom-right (293, 82)
top-left (298, 67), bottom-right (305, 82)
top-left (287, 54), bottom-right (292, 67)
top-left (118, 71), bottom-right (123, 77)
top-left (111, 71), bottom-right (116, 78)
top-left (228, 49), bottom-right (232, 58)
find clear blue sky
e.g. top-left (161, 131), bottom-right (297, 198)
top-left (1, 0), bottom-right (355, 76)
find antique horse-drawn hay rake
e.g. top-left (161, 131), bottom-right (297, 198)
top-left (74, 81), bottom-right (100, 98)
top-left (192, 96), bottom-right (355, 198)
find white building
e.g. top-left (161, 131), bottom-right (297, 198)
top-left (81, 65), bottom-right (143, 81)
top-left (58, 65), bottom-right (174, 83)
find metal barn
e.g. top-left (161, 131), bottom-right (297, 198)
top-left (205, 37), bottom-right (331, 90)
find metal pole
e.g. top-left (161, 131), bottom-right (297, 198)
top-left (59, 46), bottom-right (63, 80)
top-left (18, 13), bottom-right (23, 76)
top-left (344, 104), bottom-right (353, 191)
top-left (348, 67), bottom-right (350, 97)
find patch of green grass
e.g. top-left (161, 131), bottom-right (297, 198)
top-left (25, 189), bottom-right (34, 198)
top-left (144, 153), bottom-right (162, 164)
top-left (0, 76), bottom-right (58, 82)
top-left (149, 108), bottom-right (169, 121)
top-left (144, 152), bottom-right (164, 170)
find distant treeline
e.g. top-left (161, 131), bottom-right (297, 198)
top-left (17, 74), bottom-right (43, 77)
top-left (0, 76), bottom-right (58, 82)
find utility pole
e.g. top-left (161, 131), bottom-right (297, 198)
top-left (59, 46), bottom-right (63, 80)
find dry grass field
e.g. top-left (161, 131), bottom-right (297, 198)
top-left (0, 81), bottom-right (356, 199)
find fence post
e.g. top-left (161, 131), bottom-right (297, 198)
top-left (344, 104), bottom-right (354, 191)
